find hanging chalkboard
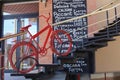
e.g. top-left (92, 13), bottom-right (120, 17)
top-left (53, 0), bottom-right (88, 50)
top-left (63, 58), bottom-right (89, 73)
top-left (62, 52), bottom-right (95, 74)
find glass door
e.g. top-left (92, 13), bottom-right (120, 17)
top-left (3, 15), bottom-right (38, 70)
top-left (3, 18), bottom-right (17, 69)
top-left (3, 1), bottom-right (39, 71)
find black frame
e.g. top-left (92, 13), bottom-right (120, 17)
top-left (3, 1), bottom-right (39, 72)
top-left (0, 1), bottom-right (4, 80)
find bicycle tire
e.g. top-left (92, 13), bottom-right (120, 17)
top-left (8, 41), bottom-right (38, 73)
top-left (16, 56), bottom-right (39, 73)
top-left (51, 30), bottom-right (72, 56)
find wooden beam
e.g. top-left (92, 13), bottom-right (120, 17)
top-left (0, 31), bottom-right (27, 41)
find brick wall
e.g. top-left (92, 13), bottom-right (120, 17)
top-left (39, 0), bottom-right (53, 64)
top-left (87, 0), bottom-right (97, 37)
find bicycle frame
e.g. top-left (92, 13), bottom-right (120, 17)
top-left (9, 13), bottom-right (72, 74)
top-left (26, 24), bottom-right (53, 53)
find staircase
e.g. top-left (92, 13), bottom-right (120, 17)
top-left (76, 18), bottom-right (120, 53)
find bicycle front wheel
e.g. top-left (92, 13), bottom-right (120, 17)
top-left (8, 41), bottom-right (38, 73)
top-left (51, 30), bottom-right (72, 56)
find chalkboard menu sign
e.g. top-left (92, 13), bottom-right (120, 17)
top-left (53, 0), bottom-right (88, 49)
top-left (63, 53), bottom-right (89, 73)
top-left (62, 51), bottom-right (95, 74)
top-left (63, 58), bottom-right (88, 73)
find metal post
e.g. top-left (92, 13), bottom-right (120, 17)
top-left (104, 73), bottom-right (107, 80)
top-left (16, 18), bottom-right (21, 70)
top-left (114, 7), bottom-right (118, 33)
top-left (81, 18), bottom-right (84, 48)
top-left (77, 74), bottom-right (80, 80)
top-left (1, 41), bottom-right (4, 80)
top-left (106, 10), bottom-right (110, 38)
top-left (0, 1), bottom-right (4, 80)
top-left (114, 7), bottom-right (118, 21)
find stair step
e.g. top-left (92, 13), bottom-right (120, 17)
top-left (36, 64), bottom-right (60, 74)
top-left (75, 48), bottom-right (95, 52)
top-left (11, 71), bottom-right (66, 80)
top-left (84, 42), bottom-right (107, 48)
top-left (94, 30), bottom-right (120, 36)
top-left (99, 25), bottom-right (120, 32)
top-left (84, 38), bottom-right (115, 48)
top-left (91, 38), bottom-right (115, 42)
top-left (36, 64), bottom-right (60, 67)
top-left (57, 56), bottom-right (74, 60)
top-left (88, 33), bottom-right (120, 41)
top-left (11, 72), bottom-right (43, 79)
top-left (109, 33), bottom-right (120, 37)
top-left (5, 73), bottom-right (30, 80)
top-left (113, 18), bottom-right (120, 22)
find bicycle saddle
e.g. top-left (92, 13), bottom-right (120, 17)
top-left (20, 24), bottom-right (32, 31)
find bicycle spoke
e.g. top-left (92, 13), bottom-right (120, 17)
top-left (51, 30), bottom-right (72, 56)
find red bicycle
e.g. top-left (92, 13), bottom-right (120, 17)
top-left (8, 13), bottom-right (72, 73)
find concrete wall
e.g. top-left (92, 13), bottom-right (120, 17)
top-left (94, 1), bottom-right (120, 73)
top-left (95, 36), bottom-right (120, 73)
top-left (87, 0), bottom-right (120, 79)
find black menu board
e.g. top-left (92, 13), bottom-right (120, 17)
top-left (53, 0), bottom-right (88, 49)
top-left (63, 58), bottom-right (89, 73)
top-left (63, 53), bottom-right (89, 73)
top-left (62, 52), bottom-right (95, 74)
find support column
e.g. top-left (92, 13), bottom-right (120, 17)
top-left (0, 1), bottom-right (4, 80)
top-left (39, 0), bottom-right (53, 64)
top-left (16, 18), bottom-right (21, 62)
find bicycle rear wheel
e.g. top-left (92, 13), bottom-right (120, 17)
top-left (51, 30), bottom-right (72, 56)
top-left (17, 56), bottom-right (39, 73)
top-left (8, 41), bottom-right (38, 73)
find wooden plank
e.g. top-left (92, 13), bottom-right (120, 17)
top-left (0, 31), bottom-right (27, 41)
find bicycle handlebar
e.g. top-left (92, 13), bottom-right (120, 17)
top-left (39, 13), bottom-right (51, 23)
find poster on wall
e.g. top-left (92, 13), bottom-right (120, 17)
top-left (53, 0), bottom-right (88, 51)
